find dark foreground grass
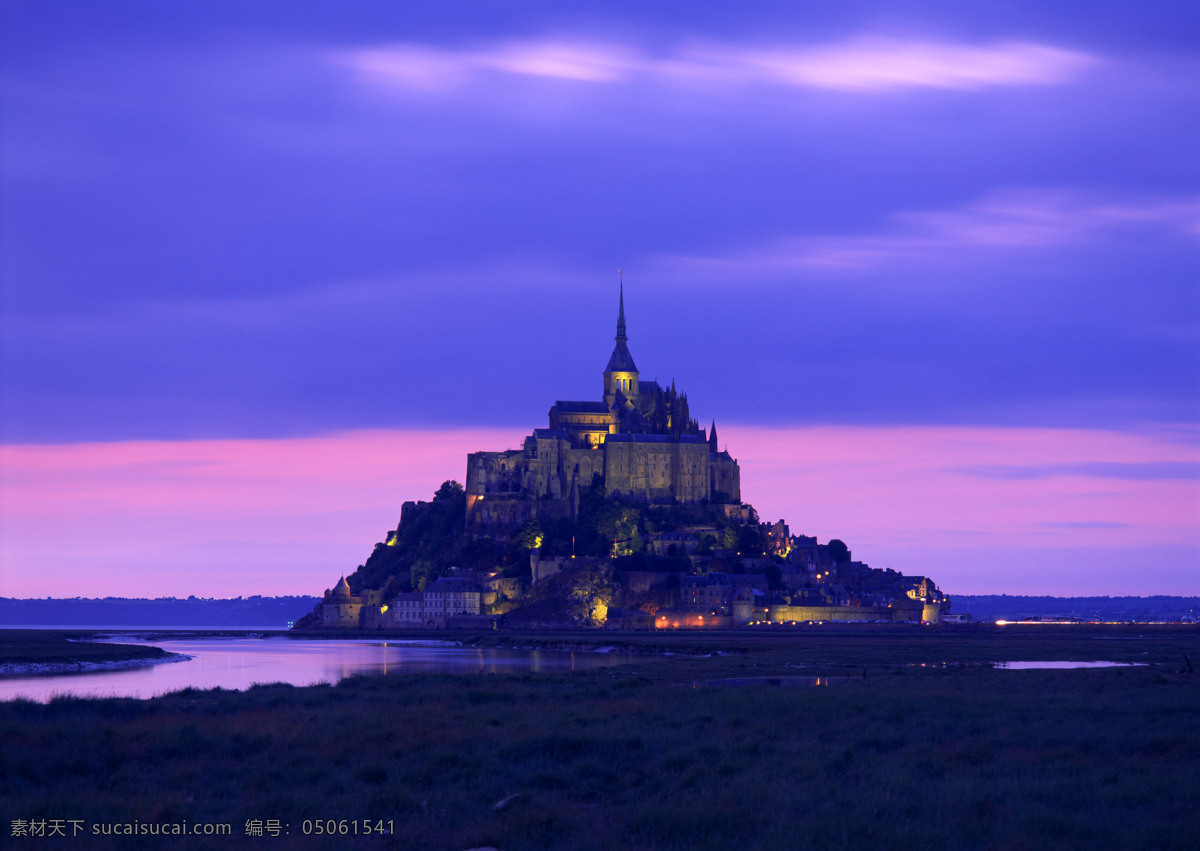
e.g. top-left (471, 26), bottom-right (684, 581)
top-left (2, 634), bottom-right (1198, 851)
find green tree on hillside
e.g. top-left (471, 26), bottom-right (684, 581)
top-left (410, 560), bottom-right (441, 591)
top-left (563, 562), bottom-right (613, 625)
top-left (515, 520), bottom-right (544, 551)
top-left (721, 527), bottom-right (739, 550)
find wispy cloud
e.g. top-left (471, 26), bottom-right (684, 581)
top-left (675, 36), bottom-right (1096, 91)
top-left (335, 41), bottom-right (640, 90)
top-left (0, 429), bottom-right (515, 597)
top-left (951, 461), bottom-right (1200, 481)
top-left (332, 34), bottom-right (1097, 93)
top-left (2, 424), bottom-right (1194, 597)
top-left (653, 191), bottom-right (1200, 275)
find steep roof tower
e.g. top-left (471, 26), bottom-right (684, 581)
top-left (604, 280), bottom-right (639, 414)
top-left (605, 282), bottom-right (638, 374)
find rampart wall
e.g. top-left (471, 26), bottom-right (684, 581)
top-left (654, 611), bottom-right (731, 629)
top-left (767, 605), bottom-right (894, 623)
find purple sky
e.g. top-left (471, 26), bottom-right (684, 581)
top-left (2, 2), bottom-right (1197, 598)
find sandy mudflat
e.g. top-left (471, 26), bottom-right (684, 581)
top-left (0, 652), bottom-right (191, 678)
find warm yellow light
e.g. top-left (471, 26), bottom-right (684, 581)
top-left (380, 605), bottom-right (389, 614)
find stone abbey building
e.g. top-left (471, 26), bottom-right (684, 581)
top-left (466, 288), bottom-right (741, 537)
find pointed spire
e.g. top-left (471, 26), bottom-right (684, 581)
top-left (604, 272), bottom-right (638, 375)
top-left (709, 420), bottom-right (719, 452)
top-left (616, 272), bottom-right (627, 343)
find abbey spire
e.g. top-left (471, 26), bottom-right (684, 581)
top-left (604, 280), bottom-right (639, 411)
top-left (605, 282), bottom-right (638, 373)
top-left (616, 281), bottom-right (627, 344)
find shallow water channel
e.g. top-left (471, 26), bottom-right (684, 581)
top-left (0, 636), bottom-right (629, 702)
top-left (995, 661), bottom-right (1146, 669)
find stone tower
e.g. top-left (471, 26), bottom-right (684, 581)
top-left (602, 283), bottom-right (639, 420)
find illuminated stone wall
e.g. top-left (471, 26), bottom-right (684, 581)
top-left (604, 370), bottom-right (639, 413)
top-left (711, 451), bottom-right (741, 502)
top-left (766, 605), bottom-right (894, 623)
top-left (603, 435), bottom-right (711, 503)
top-left (562, 447), bottom-right (604, 489)
top-left (465, 495), bottom-right (534, 540)
top-left (466, 449), bottom-right (526, 500)
top-left (654, 611), bottom-right (732, 629)
top-left (321, 597), bottom-right (363, 628)
top-left (673, 441), bottom-right (711, 503)
top-left (548, 407), bottom-right (612, 447)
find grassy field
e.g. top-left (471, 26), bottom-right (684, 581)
top-left (2, 626), bottom-right (1198, 849)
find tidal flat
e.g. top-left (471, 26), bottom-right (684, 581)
top-left (2, 625), bottom-right (1198, 850)
top-left (0, 630), bottom-right (185, 676)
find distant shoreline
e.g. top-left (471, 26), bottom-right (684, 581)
top-left (0, 595), bottom-right (319, 631)
top-left (0, 652), bottom-right (191, 679)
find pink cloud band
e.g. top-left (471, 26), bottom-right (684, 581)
top-left (2, 425), bottom-right (1195, 599)
top-left (333, 34), bottom-right (1097, 93)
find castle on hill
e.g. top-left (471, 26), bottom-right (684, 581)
top-left (306, 285), bottom-right (952, 630)
top-left (465, 287), bottom-right (742, 537)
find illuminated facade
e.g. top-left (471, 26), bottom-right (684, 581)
top-left (466, 286), bottom-right (741, 537)
top-left (386, 577), bottom-right (482, 628)
top-left (681, 572), bottom-right (733, 615)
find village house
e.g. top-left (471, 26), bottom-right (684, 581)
top-left (384, 577), bottom-right (483, 629)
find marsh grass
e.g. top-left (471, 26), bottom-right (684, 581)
top-left (2, 628), bottom-right (1198, 849)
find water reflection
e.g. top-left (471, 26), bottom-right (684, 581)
top-left (0, 637), bottom-right (623, 703)
top-left (995, 661), bottom-right (1145, 669)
